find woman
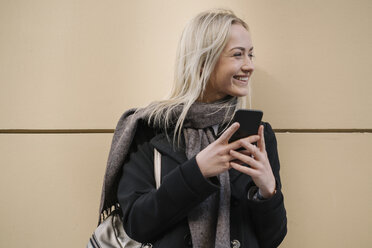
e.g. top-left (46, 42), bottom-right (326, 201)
top-left (99, 9), bottom-right (287, 248)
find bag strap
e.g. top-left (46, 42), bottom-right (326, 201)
top-left (154, 148), bottom-right (161, 189)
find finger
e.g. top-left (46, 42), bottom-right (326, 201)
top-left (229, 150), bottom-right (260, 168)
top-left (230, 158), bottom-right (245, 165)
top-left (226, 134), bottom-right (260, 152)
top-left (240, 134), bottom-right (260, 144)
top-left (258, 125), bottom-right (266, 152)
top-left (217, 122), bottom-right (240, 144)
top-left (237, 150), bottom-right (251, 156)
top-left (238, 140), bottom-right (265, 161)
top-left (230, 162), bottom-right (258, 177)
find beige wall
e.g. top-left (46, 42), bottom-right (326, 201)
top-left (0, 0), bottom-right (371, 247)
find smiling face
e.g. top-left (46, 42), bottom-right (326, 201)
top-left (201, 24), bottom-right (254, 103)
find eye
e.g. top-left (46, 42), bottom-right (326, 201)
top-left (248, 53), bottom-right (255, 59)
top-left (233, 52), bottom-right (242, 57)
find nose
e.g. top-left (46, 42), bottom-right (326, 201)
top-left (242, 56), bottom-right (254, 73)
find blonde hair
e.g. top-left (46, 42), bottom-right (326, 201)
top-left (143, 9), bottom-right (251, 144)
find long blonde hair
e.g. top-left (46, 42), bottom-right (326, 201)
top-left (143, 9), bottom-right (251, 144)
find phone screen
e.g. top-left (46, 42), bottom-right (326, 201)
top-left (229, 109), bottom-right (263, 143)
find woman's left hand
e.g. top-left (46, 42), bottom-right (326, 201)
top-left (229, 125), bottom-right (276, 199)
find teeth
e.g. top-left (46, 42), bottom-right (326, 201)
top-left (235, 76), bottom-right (248, 81)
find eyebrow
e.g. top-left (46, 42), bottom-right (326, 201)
top-left (229, 46), bottom-right (254, 52)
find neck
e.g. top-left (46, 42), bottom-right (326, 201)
top-left (197, 94), bottom-right (234, 104)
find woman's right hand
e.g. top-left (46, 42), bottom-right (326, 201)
top-left (196, 122), bottom-right (260, 178)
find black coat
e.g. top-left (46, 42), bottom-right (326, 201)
top-left (117, 121), bottom-right (287, 248)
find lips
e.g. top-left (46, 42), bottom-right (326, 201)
top-left (234, 76), bottom-right (248, 81)
top-left (233, 74), bottom-right (250, 83)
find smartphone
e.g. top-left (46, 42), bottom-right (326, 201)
top-left (229, 109), bottom-right (263, 143)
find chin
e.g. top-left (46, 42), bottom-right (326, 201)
top-left (230, 90), bottom-right (249, 97)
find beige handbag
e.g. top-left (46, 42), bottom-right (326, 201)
top-left (87, 149), bottom-right (162, 248)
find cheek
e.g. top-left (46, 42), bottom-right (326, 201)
top-left (224, 71), bottom-right (236, 86)
top-left (211, 63), bottom-right (236, 88)
top-left (216, 70), bottom-right (235, 90)
top-left (218, 66), bottom-right (235, 80)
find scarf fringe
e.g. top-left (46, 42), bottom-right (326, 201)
top-left (98, 203), bottom-right (121, 226)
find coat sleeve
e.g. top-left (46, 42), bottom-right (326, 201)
top-left (116, 126), bottom-right (219, 243)
top-left (246, 122), bottom-right (287, 248)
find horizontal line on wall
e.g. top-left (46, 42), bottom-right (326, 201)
top-left (275, 129), bottom-right (372, 133)
top-left (0, 129), bottom-right (372, 134)
top-left (0, 129), bottom-right (114, 134)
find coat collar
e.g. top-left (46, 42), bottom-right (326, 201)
top-left (150, 133), bottom-right (188, 164)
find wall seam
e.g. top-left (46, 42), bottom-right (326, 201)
top-left (1, 129), bottom-right (372, 134)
